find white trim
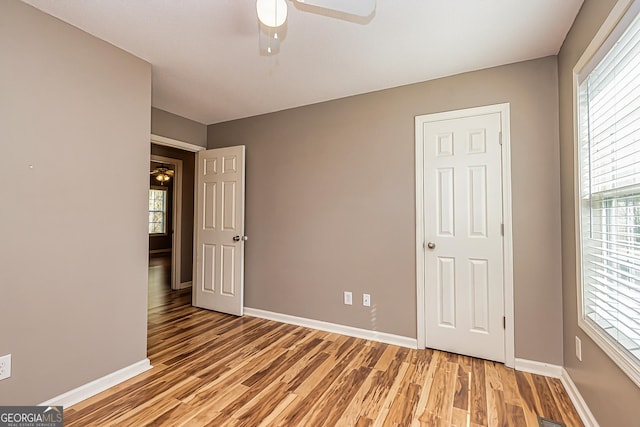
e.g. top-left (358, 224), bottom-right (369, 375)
top-left (514, 358), bottom-right (563, 378)
top-left (572, 0), bottom-right (640, 389)
top-left (151, 155), bottom-right (183, 291)
top-left (500, 107), bottom-right (515, 367)
top-left (244, 308), bottom-right (418, 349)
top-left (177, 280), bottom-right (192, 290)
top-left (515, 360), bottom-right (599, 426)
top-left (414, 103), bottom-right (515, 368)
top-left (39, 359), bottom-right (151, 408)
top-left (560, 369), bottom-right (600, 427)
top-left (578, 318), bottom-right (640, 388)
top-left (415, 117), bottom-right (426, 349)
top-left (151, 133), bottom-right (206, 152)
top-left (573, 0), bottom-right (635, 79)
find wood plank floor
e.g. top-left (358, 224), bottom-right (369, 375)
top-left (64, 256), bottom-right (584, 426)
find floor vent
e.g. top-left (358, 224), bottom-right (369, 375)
top-left (538, 417), bottom-right (566, 427)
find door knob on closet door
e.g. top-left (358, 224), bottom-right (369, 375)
top-left (427, 242), bottom-right (436, 249)
top-left (233, 235), bottom-right (248, 242)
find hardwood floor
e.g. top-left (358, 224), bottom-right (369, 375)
top-left (64, 256), bottom-right (583, 426)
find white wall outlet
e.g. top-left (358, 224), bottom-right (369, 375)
top-left (344, 291), bottom-right (352, 305)
top-left (575, 336), bottom-right (582, 361)
top-left (0, 354), bottom-right (11, 381)
top-left (363, 293), bottom-right (371, 307)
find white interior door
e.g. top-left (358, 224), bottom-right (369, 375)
top-left (193, 145), bottom-right (246, 316)
top-left (421, 111), bottom-right (505, 363)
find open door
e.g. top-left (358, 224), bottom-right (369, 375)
top-left (193, 145), bottom-right (246, 316)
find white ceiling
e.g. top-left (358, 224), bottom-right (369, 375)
top-left (23, 0), bottom-right (583, 125)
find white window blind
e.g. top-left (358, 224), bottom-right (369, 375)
top-left (578, 3), bottom-right (640, 382)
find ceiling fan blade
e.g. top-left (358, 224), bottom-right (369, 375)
top-left (294, 0), bottom-right (375, 17)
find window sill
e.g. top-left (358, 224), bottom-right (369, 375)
top-left (578, 317), bottom-right (640, 388)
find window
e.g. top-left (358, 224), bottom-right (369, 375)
top-left (576, 0), bottom-right (640, 386)
top-left (149, 188), bottom-right (167, 235)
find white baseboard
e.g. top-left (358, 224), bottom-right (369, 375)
top-left (560, 369), bottom-right (600, 427)
top-left (40, 359), bottom-right (152, 408)
top-left (177, 281), bottom-right (192, 290)
top-left (244, 307), bottom-right (417, 349)
top-left (515, 359), bottom-right (598, 427)
top-left (514, 358), bottom-right (564, 378)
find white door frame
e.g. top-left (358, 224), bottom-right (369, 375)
top-left (151, 134), bottom-right (206, 154)
top-left (415, 103), bottom-right (515, 368)
top-left (151, 134), bottom-right (205, 290)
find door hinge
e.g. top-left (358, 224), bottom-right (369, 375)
top-left (498, 131), bottom-right (503, 145)
top-left (501, 223), bottom-right (504, 236)
top-left (503, 316), bottom-right (506, 329)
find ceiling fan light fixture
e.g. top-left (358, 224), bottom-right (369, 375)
top-left (155, 173), bottom-right (170, 183)
top-left (152, 165), bottom-right (174, 184)
top-left (256, 0), bottom-right (287, 28)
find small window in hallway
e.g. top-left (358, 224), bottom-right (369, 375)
top-left (149, 188), bottom-right (167, 235)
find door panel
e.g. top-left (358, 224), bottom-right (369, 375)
top-left (422, 112), bottom-right (505, 363)
top-left (469, 258), bottom-right (489, 332)
top-left (437, 168), bottom-right (455, 236)
top-left (222, 181), bottom-right (236, 230)
top-left (193, 146), bottom-right (246, 316)
top-left (437, 257), bottom-right (456, 327)
top-left (221, 244), bottom-right (236, 295)
top-left (204, 182), bottom-right (217, 230)
top-left (469, 166), bottom-right (487, 237)
top-left (203, 244), bottom-right (216, 292)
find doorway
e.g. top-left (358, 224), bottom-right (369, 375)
top-left (150, 134), bottom-right (205, 290)
top-left (415, 104), bottom-right (515, 367)
top-left (149, 135), bottom-right (248, 318)
top-left (150, 155), bottom-right (182, 290)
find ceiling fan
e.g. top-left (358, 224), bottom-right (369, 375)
top-left (292, 0), bottom-right (376, 19)
top-left (256, 0), bottom-right (376, 54)
top-left (150, 165), bottom-right (174, 185)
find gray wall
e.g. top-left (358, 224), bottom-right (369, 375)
top-left (208, 56), bottom-right (563, 364)
top-left (558, 0), bottom-right (640, 425)
top-left (150, 144), bottom-right (196, 283)
top-left (0, 0), bottom-right (151, 405)
top-left (152, 107), bottom-right (207, 148)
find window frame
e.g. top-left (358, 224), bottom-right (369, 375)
top-left (573, 0), bottom-right (640, 388)
top-left (149, 186), bottom-right (168, 236)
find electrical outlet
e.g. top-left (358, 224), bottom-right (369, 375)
top-left (363, 293), bottom-right (371, 307)
top-left (575, 336), bottom-right (582, 361)
top-left (0, 354), bottom-right (11, 381)
top-left (344, 291), bottom-right (352, 305)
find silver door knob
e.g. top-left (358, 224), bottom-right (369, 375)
top-left (233, 235), bottom-right (248, 242)
top-left (427, 242), bottom-right (436, 249)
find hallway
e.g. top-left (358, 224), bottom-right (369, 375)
top-left (148, 254), bottom-right (190, 311)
